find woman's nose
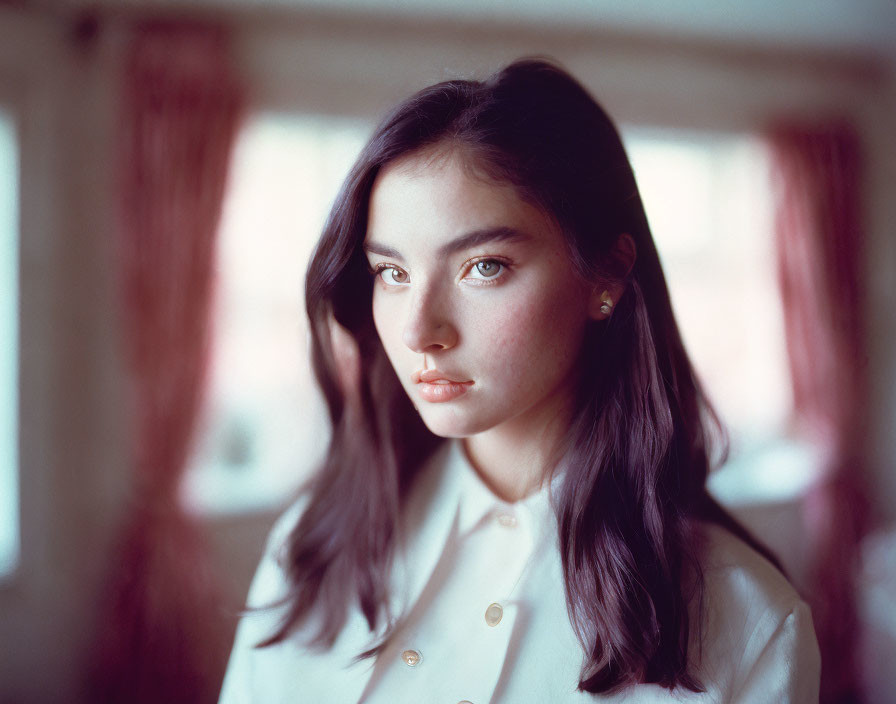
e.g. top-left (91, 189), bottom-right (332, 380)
top-left (402, 289), bottom-right (458, 352)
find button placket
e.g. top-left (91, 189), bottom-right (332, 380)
top-left (496, 511), bottom-right (517, 528)
top-left (484, 602), bottom-right (504, 627)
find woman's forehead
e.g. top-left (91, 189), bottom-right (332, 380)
top-left (365, 148), bottom-right (559, 256)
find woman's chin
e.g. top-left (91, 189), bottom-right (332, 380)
top-left (416, 407), bottom-right (488, 440)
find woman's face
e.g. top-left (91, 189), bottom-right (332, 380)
top-left (364, 148), bottom-right (597, 442)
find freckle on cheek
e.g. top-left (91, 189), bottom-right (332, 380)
top-left (486, 312), bottom-right (527, 346)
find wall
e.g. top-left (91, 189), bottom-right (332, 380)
top-left (0, 8), bottom-right (128, 704)
top-left (0, 6), bottom-right (893, 702)
top-left (232, 5), bottom-right (896, 526)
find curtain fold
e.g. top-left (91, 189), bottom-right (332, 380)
top-left (90, 21), bottom-right (243, 704)
top-left (767, 122), bottom-right (870, 704)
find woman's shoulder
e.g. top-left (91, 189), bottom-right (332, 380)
top-left (697, 520), bottom-right (805, 619)
top-left (692, 521), bottom-right (820, 702)
top-left (242, 492), bottom-right (311, 608)
top-left (245, 442), bottom-right (452, 609)
top-left (267, 493), bottom-right (310, 556)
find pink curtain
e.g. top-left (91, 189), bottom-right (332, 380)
top-left (90, 21), bottom-right (243, 704)
top-left (768, 123), bottom-right (870, 703)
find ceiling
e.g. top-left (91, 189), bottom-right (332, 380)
top-left (101, 0), bottom-right (896, 64)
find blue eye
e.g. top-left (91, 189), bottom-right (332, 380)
top-left (468, 259), bottom-right (504, 280)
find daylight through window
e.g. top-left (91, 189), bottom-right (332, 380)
top-left (1, 108), bottom-right (19, 578)
top-left (186, 118), bottom-right (814, 514)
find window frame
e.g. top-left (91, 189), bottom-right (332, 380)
top-left (0, 91), bottom-right (20, 584)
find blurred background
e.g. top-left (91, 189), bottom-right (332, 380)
top-left (1, 0), bottom-right (894, 702)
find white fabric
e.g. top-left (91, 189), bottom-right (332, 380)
top-left (220, 441), bottom-right (820, 703)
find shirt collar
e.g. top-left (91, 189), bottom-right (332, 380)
top-left (444, 440), bottom-right (558, 538)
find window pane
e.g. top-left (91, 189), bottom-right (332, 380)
top-left (183, 112), bottom-right (369, 514)
top-left (0, 108), bottom-right (19, 577)
top-left (187, 120), bottom-right (817, 513)
top-left (625, 130), bottom-right (790, 439)
top-left (624, 128), bottom-right (819, 502)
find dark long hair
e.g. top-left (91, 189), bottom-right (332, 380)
top-left (261, 58), bottom-right (775, 693)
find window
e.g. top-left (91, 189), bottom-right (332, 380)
top-left (1, 108), bottom-right (19, 577)
top-left (186, 118), bottom-right (817, 514)
top-left (182, 112), bottom-right (369, 514)
top-left (623, 128), bottom-right (820, 503)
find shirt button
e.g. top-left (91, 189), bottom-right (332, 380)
top-left (496, 512), bottom-right (517, 528)
top-left (401, 649), bottom-right (422, 666)
top-left (484, 602), bottom-right (504, 627)
top-left (458, 701), bottom-right (474, 704)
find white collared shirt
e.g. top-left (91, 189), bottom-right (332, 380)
top-left (220, 441), bottom-right (820, 703)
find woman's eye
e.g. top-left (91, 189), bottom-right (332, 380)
top-left (467, 259), bottom-right (505, 281)
top-left (377, 266), bottom-right (409, 286)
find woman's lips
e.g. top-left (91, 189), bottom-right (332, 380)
top-left (416, 381), bottom-right (473, 403)
top-left (412, 369), bottom-right (473, 403)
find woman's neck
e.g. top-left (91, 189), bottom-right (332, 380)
top-left (461, 396), bottom-right (573, 503)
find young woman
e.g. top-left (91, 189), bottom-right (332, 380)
top-left (219, 59), bottom-right (820, 703)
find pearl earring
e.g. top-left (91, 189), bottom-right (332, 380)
top-left (599, 290), bottom-right (613, 315)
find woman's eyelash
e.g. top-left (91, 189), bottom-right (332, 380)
top-left (372, 263), bottom-right (410, 285)
top-left (369, 263), bottom-right (397, 276)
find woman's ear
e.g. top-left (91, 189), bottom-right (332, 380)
top-left (587, 233), bottom-right (637, 320)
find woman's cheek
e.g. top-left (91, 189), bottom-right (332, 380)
top-left (514, 287), bottom-right (588, 370)
top-left (372, 298), bottom-right (404, 357)
top-left (467, 297), bottom-right (530, 349)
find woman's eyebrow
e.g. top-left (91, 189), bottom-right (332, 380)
top-left (363, 226), bottom-right (529, 261)
top-left (362, 241), bottom-right (403, 260)
top-left (437, 226), bottom-right (529, 257)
